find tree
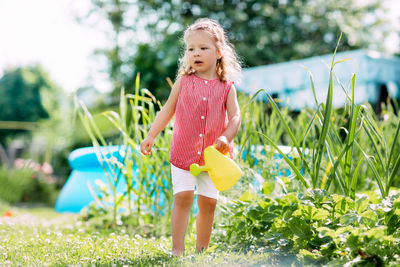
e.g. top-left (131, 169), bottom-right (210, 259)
top-left (137, 0), bottom-right (389, 65)
top-left (82, 0), bottom-right (391, 101)
top-left (0, 65), bottom-right (61, 145)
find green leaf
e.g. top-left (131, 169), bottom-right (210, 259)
top-left (355, 197), bottom-right (369, 213)
top-left (87, 181), bottom-right (106, 210)
top-left (288, 217), bottom-right (312, 239)
top-left (248, 209), bottom-right (261, 221)
top-left (367, 226), bottom-right (386, 239)
top-left (340, 212), bottom-right (359, 225)
top-left (332, 194), bottom-right (344, 203)
top-left (393, 197), bottom-right (400, 209)
top-left (335, 226), bottom-right (353, 235)
top-left (254, 131), bottom-right (309, 188)
top-left (292, 209), bottom-right (302, 217)
top-left (262, 181), bottom-right (275, 195)
top-left (258, 199), bottom-right (275, 209)
top-left (296, 205), bottom-right (330, 221)
top-left (265, 94), bottom-right (312, 177)
top-left (350, 157), bottom-right (364, 199)
top-left (301, 66), bottom-right (318, 106)
top-left (311, 208), bottom-right (330, 221)
top-left (360, 210), bottom-right (378, 226)
top-left (325, 143), bottom-right (350, 194)
top-left (362, 190), bottom-right (381, 204)
top-left (262, 212), bottom-right (278, 222)
top-left (239, 190), bottom-right (257, 202)
top-left (388, 155), bottom-right (400, 193)
top-left (115, 192), bottom-right (125, 206)
top-left (345, 103), bottom-right (361, 194)
top-left (382, 235), bottom-right (397, 243)
top-left (361, 117), bottom-right (385, 182)
top-left (346, 233), bottom-right (360, 250)
top-left (386, 113), bottom-right (400, 172)
top-left (317, 226), bottom-right (337, 239)
top-left (359, 146), bottom-right (386, 197)
top-left (334, 196), bottom-right (352, 214)
top-left (313, 34), bottom-right (342, 186)
top-left (299, 249), bottom-right (319, 260)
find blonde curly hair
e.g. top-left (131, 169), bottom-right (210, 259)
top-left (178, 18), bottom-right (242, 83)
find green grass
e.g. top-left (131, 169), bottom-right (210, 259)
top-left (0, 206), bottom-right (306, 266)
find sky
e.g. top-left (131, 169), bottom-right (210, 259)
top-left (0, 0), bottom-right (399, 93)
top-left (0, 0), bottom-right (111, 93)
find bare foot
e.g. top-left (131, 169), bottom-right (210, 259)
top-left (195, 247), bottom-right (206, 254)
top-left (171, 249), bottom-right (184, 256)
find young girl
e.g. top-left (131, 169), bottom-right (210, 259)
top-left (140, 18), bottom-right (241, 256)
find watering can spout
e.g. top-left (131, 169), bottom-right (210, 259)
top-left (190, 146), bottom-right (242, 191)
top-left (190, 163), bottom-right (210, 176)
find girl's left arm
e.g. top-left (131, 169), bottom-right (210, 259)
top-left (215, 85), bottom-right (241, 154)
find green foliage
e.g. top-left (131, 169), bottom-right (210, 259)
top-left (0, 65), bottom-right (61, 144)
top-left (360, 104), bottom-right (400, 197)
top-left (76, 75), bottom-right (173, 234)
top-left (138, 0), bottom-right (387, 65)
top-left (0, 164), bottom-right (57, 205)
top-left (0, 64), bottom-right (93, 184)
top-left (82, 0), bottom-right (390, 101)
top-left (0, 166), bottom-right (33, 204)
top-left (212, 43), bottom-right (400, 265)
top-left (238, 36), bottom-right (400, 199)
top-left (218, 186), bottom-right (400, 265)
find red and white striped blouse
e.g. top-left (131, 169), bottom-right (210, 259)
top-left (170, 74), bottom-right (234, 171)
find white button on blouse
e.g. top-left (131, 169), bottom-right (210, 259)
top-left (203, 97), bottom-right (207, 101)
top-left (201, 116), bottom-right (205, 119)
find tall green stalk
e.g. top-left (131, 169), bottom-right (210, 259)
top-left (360, 105), bottom-right (400, 197)
top-left (76, 74), bottom-right (173, 233)
top-left (237, 33), bottom-right (396, 198)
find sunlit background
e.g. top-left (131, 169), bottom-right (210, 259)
top-left (1, 1), bottom-right (400, 265)
top-left (0, 0), bottom-right (399, 94)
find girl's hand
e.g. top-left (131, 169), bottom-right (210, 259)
top-left (215, 135), bottom-right (229, 154)
top-left (140, 136), bottom-right (155, 155)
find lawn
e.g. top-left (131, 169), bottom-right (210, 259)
top-left (0, 204), bottom-right (303, 266)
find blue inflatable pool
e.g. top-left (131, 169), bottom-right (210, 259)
top-left (55, 146), bottom-right (129, 213)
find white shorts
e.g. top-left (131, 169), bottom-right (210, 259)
top-left (171, 164), bottom-right (219, 200)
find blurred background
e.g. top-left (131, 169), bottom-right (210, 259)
top-left (0, 0), bottom-right (399, 206)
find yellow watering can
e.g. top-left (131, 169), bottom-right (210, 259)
top-left (190, 146), bottom-right (242, 191)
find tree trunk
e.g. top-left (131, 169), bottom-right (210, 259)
top-left (0, 143), bottom-right (9, 167)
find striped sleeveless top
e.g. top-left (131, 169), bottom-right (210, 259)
top-left (170, 74), bottom-right (234, 171)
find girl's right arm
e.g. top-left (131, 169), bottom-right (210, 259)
top-left (140, 77), bottom-right (181, 155)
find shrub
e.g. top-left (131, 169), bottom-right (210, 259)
top-left (0, 160), bottom-right (57, 205)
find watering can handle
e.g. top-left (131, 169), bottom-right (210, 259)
top-left (190, 163), bottom-right (210, 176)
top-left (213, 144), bottom-right (230, 156)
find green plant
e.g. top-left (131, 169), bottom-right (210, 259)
top-left (239, 35), bottom-right (346, 191)
top-left (76, 74), bottom-right (173, 233)
top-left (359, 104), bottom-right (400, 198)
top-left (215, 36), bottom-right (400, 265)
top-left (218, 182), bottom-right (400, 265)
top-left (0, 161), bottom-right (56, 205)
top-left (0, 166), bottom-right (33, 204)
top-left (238, 34), bottom-right (400, 199)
